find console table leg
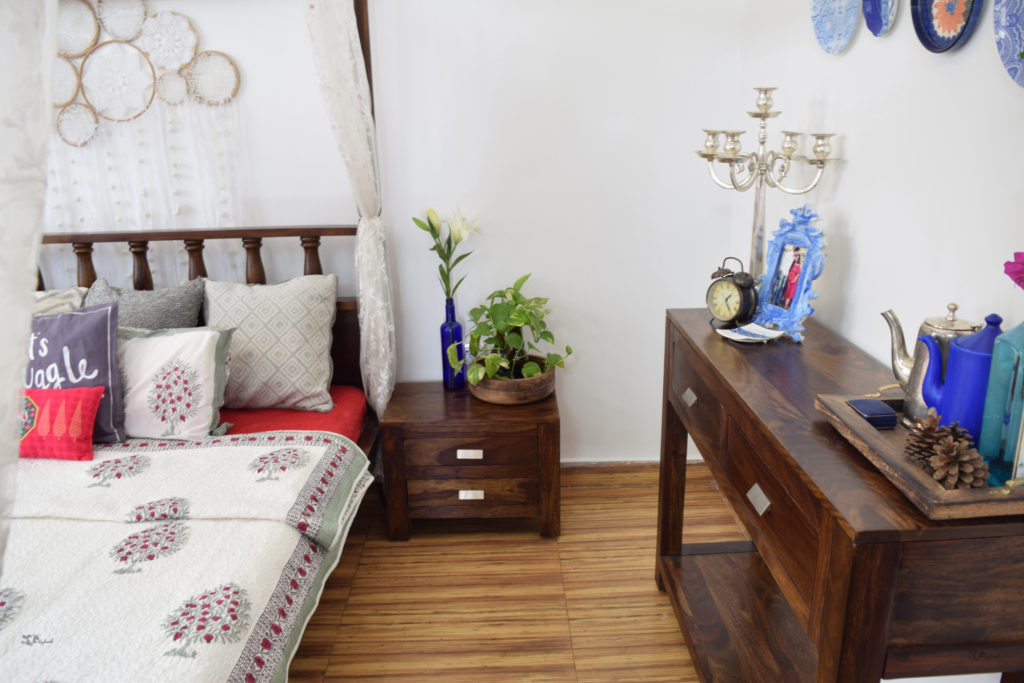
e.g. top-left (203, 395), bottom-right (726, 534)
top-left (656, 401), bottom-right (687, 590)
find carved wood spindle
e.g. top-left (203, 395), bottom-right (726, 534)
top-left (184, 239), bottom-right (208, 280)
top-left (301, 235), bottom-right (323, 276)
top-left (128, 240), bottom-right (154, 290)
top-left (72, 242), bottom-right (97, 288)
top-left (242, 237), bottom-right (266, 284)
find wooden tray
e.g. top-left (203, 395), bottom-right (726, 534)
top-left (815, 394), bottom-right (1024, 520)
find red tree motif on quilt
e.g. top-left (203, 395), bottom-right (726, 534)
top-left (127, 497), bottom-right (191, 523)
top-left (147, 359), bottom-right (203, 435)
top-left (248, 448), bottom-right (311, 482)
top-left (163, 583), bottom-right (251, 658)
top-left (0, 588), bottom-right (25, 632)
top-left (87, 454), bottom-right (150, 487)
top-left (110, 522), bottom-right (190, 574)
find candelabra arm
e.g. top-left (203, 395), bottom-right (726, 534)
top-left (706, 158), bottom-right (736, 190)
top-left (772, 161), bottom-right (826, 195)
top-left (728, 155), bottom-right (759, 192)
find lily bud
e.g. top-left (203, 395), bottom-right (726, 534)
top-left (426, 208), bottom-right (442, 233)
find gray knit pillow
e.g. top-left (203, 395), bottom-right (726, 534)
top-left (204, 275), bottom-right (337, 412)
top-left (84, 278), bottom-right (204, 329)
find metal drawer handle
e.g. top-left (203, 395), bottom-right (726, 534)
top-left (746, 483), bottom-right (771, 516)
top-left (459, 490), bottom-right (485, 501)
top-left (456, 449), bottom-right (484, 460)
top-left (682, 387), bottom-right (698, 407)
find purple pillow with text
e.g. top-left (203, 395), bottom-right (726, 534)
top-left (26, 302), bottom-right (124, 443)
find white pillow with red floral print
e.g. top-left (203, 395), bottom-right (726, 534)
top-left (116, 327), bottom-right (233, 440)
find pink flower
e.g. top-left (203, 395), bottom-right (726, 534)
top-left (1006, 252), bottom-right (1024, 290)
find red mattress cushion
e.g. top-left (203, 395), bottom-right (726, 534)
top-left (218, 385), bottom-right (366, 441)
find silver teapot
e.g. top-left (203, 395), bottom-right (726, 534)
top-left (881, 303), bottom-right (981, 424)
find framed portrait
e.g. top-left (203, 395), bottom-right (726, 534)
top-left (752, 204), bottom-right (826, 342)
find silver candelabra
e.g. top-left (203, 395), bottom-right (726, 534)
top-left (698, 87), bottom-right (834, 279)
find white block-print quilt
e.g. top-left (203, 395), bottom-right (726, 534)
top-left (0, 431), bottom-right (372, 682)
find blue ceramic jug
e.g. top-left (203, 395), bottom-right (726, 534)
top-left (920, 314), bottom-right (1002, 441)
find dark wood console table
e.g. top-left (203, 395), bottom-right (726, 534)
top-left (656, 308), bottom-right (1024, 682)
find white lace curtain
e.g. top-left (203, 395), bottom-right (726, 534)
top-left (306, 0), bottom-right (395, 419)
top-left (0, 0), bottom-right (57, 573)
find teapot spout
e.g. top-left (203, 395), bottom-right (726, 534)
top-left (881, 310), bottom-right (913, 387)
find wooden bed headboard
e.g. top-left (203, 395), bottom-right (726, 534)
top-left (38, 226), bottom-right (363, 389)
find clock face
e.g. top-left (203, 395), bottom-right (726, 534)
top-left (707, 278), bottom-right (742, 321)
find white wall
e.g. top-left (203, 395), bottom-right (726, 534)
top-left (367, 0), bottom-right (1024, 468)
top-left (42, 1), bottom-right (1024, 473)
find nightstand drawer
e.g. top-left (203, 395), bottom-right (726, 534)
top-left (404, 437), bottom-right (538, 467)
top-left (407, 477), bottom-right (538, 518)
top-left (669, 333), bottom-right (724, 456)
top-left (722, 418), bottom-right (819, 618)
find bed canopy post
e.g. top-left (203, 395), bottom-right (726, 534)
top-left (184, 239), bottom-right (208, 280)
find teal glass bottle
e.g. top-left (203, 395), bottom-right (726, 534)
top-left (979, 320), bottom-right (1024, 485)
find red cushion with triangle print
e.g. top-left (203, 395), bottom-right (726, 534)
top-left (19, 387), bottom-right (105, 460)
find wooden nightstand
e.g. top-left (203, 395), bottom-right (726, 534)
top-left (380, 381), bottom-right (560, 540)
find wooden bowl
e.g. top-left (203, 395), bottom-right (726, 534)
top-left (467, 365), bottom-right (555, 405)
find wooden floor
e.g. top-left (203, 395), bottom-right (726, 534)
top-left (290, 462), bottom-right (746, 682)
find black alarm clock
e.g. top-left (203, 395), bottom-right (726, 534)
top-left (706, 256), bottom-right (758, 327)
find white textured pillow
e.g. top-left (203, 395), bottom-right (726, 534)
top-left (33, 287), bottom-right (88, 315)
top-left (117, 327), bottom-right (233, 440)
top-left (204, 275), bottom-right (337, 412)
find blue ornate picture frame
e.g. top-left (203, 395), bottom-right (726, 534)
top-left (753, 205), bottom-right (826, 342)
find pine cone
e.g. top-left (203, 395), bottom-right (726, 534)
top-left (904, 412), bottom-right (944, 469)
top-left (928, 434), bottom-right (990, 490)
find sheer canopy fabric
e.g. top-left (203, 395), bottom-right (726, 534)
top-left (0, 0), bottom-right (57, 572)
top-left (306, 0), bottom-right (395, 419)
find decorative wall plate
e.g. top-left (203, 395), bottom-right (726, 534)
top-left (137, 12), bottom-right (198, 72)
top-left (53, 56), bottom-right (80, 108)
top-left (57, 0), bottom-right (99, 58)
top-left (97, 0), bottom-right (148, 42)
top-left (995, 0), bottom-right (1024, 86)
top-left (186, 51), bottom-right (240, 105)
top-left (80, 40), bottom-right (156, 122)
top-left (863, 0), bottom-right (897, 36)
top-left (156, 72), bottom-right (187, 105)
top-left (811, 0), bottom-right (861, 54)
top-left (57, 103), bottom-right (99, 147)
top-left (911, 0), bottom-right (984, 52)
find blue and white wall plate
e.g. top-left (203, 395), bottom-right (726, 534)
top-left (812, 0), bottom-right (861, 54)
top-left (863, 0), bottom-right (897, 37)
top-left (911, 0), bottom-right (984, 52)
top-left (995, 0), bottom-right (1024, 86)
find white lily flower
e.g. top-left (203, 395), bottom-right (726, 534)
top-left (449, 210), bottom-right (479, 245)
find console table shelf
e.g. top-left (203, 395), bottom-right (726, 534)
top-left (656, 309), bottom-right (1024, 682)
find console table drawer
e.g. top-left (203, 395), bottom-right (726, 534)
top-left (407, 477), bottom-right (539, 516)
top-left (669, 333), bottom-right (724, 455)
top-left (404, 437), bottom-right (538, 467)
top-left (723, 418), bottom-right (819, 615)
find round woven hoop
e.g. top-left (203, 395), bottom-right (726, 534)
top-left (57, 102), bottom-right (99, 147)
top-left (58, 0), bottom-right (99, 58)
top-left (186, 50), bottom-right (240, 106)
top-left (80, 40), bottom-right (156, 122)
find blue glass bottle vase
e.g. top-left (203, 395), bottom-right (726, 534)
top-left (441, 298), bottom-right (467, 390)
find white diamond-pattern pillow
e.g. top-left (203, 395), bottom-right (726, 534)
top-left (204, 275), bottom-right (337, 411)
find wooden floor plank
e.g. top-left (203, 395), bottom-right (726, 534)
top-left (290, 462), bottom-right (736, 681)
